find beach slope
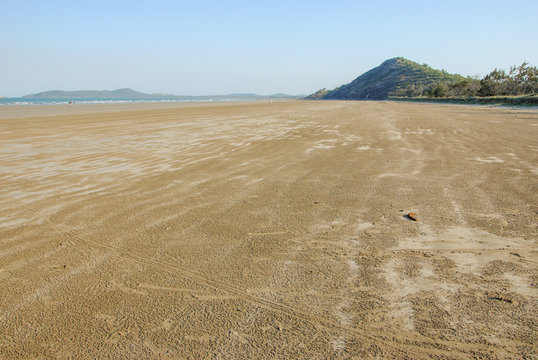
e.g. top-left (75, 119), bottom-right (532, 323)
top-left (0, 101), bottom-right (536, 358)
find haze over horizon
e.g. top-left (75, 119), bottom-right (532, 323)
top-left (2, 0), bottom-right (537, 97)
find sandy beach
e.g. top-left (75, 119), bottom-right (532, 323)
top-left (0, 100), bottom-right (536, 358)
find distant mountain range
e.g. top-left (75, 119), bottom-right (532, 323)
top-left (24, 88), bottom-right (159, 99)
top-left (306, 57), bottom-right (465, 100)
top-left (23, 88), bottom-right (300, 100)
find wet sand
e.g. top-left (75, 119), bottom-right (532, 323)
top-left (1, 100), bottom-right (536, 358)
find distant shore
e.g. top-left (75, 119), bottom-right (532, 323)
top-left (0, 97), bottom-right (289, 107)
top-left (0, 100), bottom-right (271, 120)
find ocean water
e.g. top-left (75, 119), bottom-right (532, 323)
top-left (0, 97), bottom-right (257, 106)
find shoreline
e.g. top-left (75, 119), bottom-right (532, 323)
top-left (0, 99), bottom-right (282, 120)
top-left (2, 99), bottom-right (537, 121)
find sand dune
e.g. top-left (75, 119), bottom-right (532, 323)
top-left (1, 101), bottom-right (536, 358)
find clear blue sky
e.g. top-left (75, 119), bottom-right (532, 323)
top-left (1, 0), bottom-right (537, 97)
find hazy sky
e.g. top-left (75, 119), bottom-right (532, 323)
top-left (2, 0), bottom-right (537, 97)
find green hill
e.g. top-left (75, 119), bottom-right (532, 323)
top-left (308, 57), bottom-right (465, 100)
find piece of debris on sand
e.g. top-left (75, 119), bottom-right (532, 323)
top-left (406, 212), bottom-right (418, 221)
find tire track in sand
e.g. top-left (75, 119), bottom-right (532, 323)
top-left (2, 194), bottom-right (504, 358)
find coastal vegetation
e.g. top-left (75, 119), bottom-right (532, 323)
top-left (390, 94), bottom-right (538, 106)
top-left (307, 58), bottom-right (537, 105)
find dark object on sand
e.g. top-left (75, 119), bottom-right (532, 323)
top-left (406, 212), bottom-right (418, 221)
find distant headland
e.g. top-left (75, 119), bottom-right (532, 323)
top-left (23, 88), bottom-right (300, 101)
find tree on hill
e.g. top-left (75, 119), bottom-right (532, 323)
top-left (305, 88), bottom-right (329, 100)
top-left (448, 78), bottom-right (480, 97)
top-left (478, 62), bottom-right (537, 96)
top-left (429, 83), bottom-right (448, 97)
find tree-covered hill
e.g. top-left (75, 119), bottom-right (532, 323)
top-left (310, 57), bottom-right (464, 100)
top-left (308, 57), bottom-right (537, 101)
